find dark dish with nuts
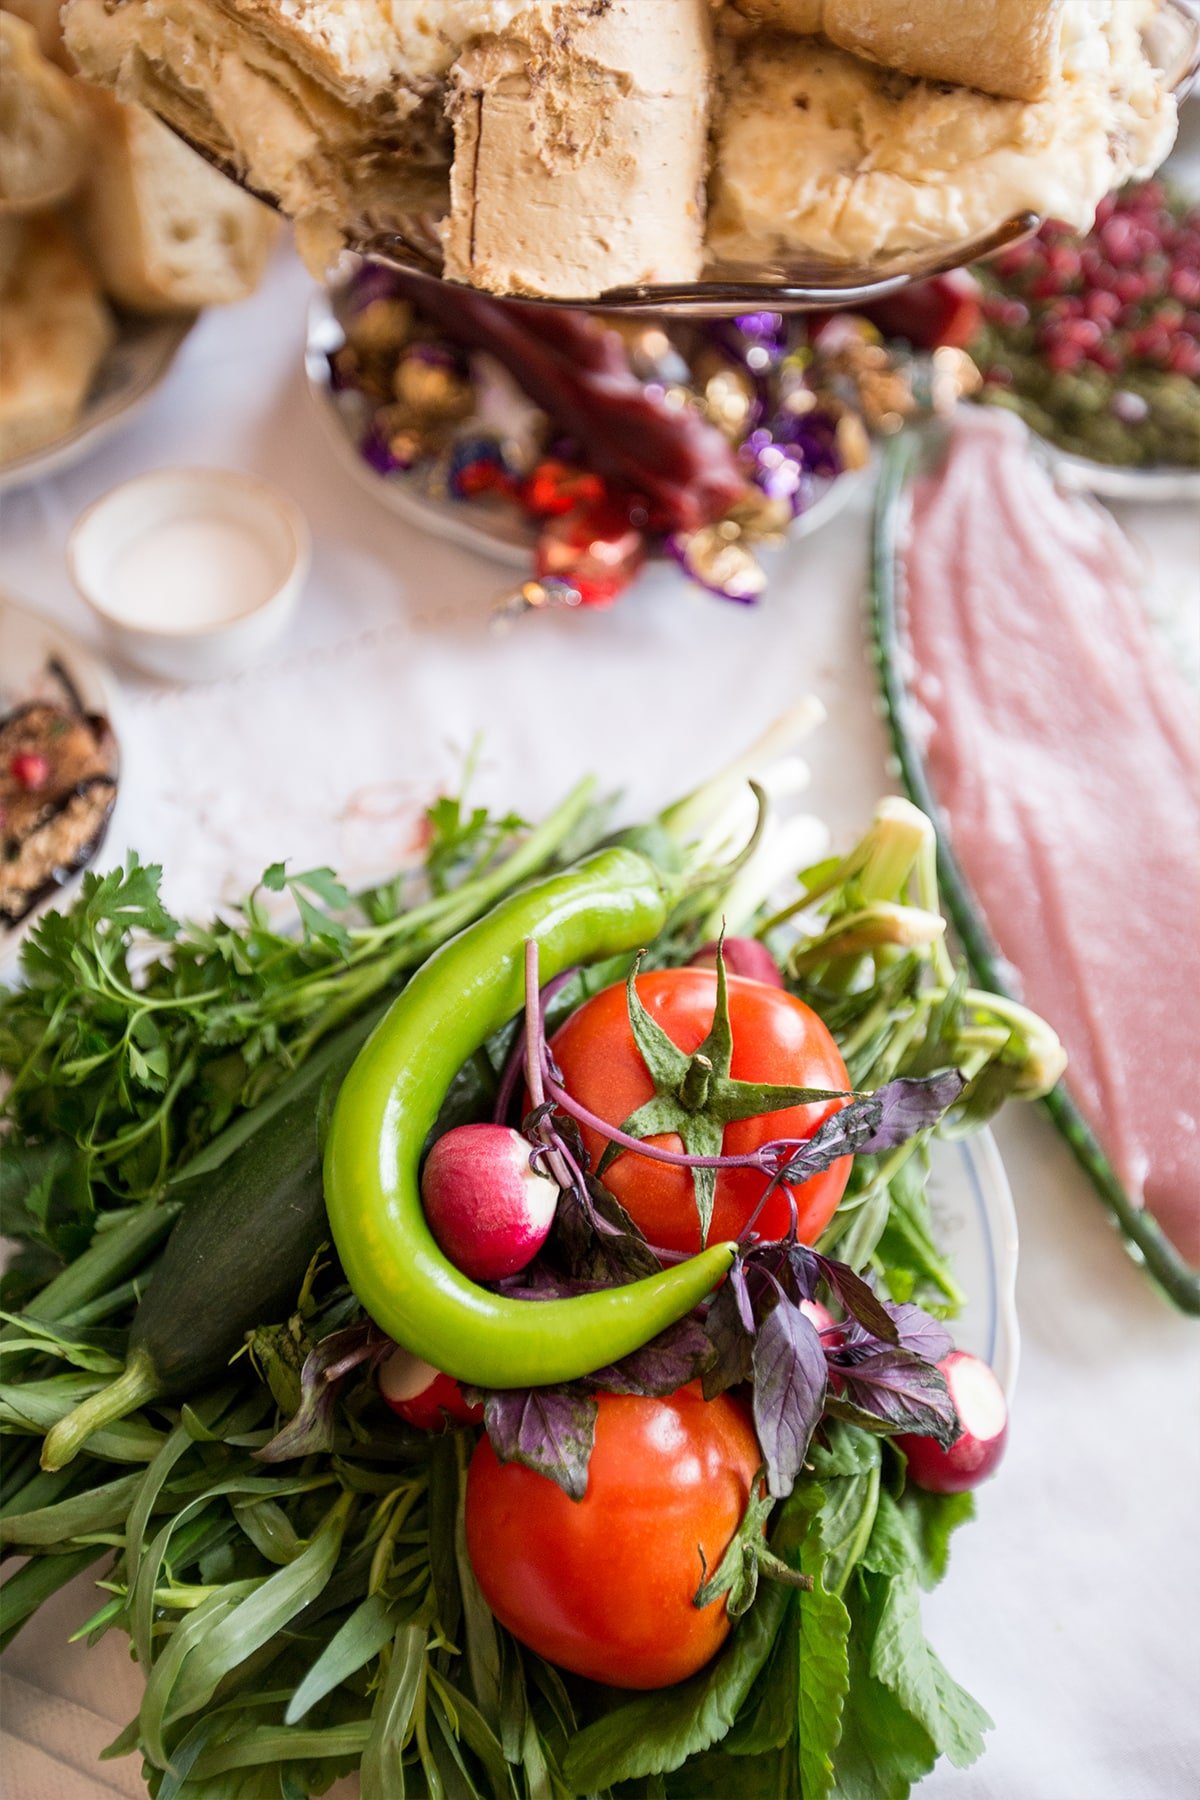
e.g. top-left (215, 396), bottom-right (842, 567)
top-left (1, 661), bottom-right (119, 928)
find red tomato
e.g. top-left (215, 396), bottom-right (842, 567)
top-left (547, 968), bottom-right (851, 1254)
top-left (465, 1386), bottom-right (760, 1688)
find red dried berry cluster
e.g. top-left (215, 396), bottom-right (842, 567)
top-left (983, 183), bottom-right (1200, 382)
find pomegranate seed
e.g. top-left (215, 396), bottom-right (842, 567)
top-left (9, 752), bottom-right (50, 790)
top-left (1045, 340), bottom-right (1085, 373)
top-left (1087, 345), bottom-right (1120, 375)
top-left (1059, 318), bottom-right (1103, 351)
top-left (1045, 245), bottom-right (1082, 284)
top-left (1167, 336), bottom-right (1200, 377)
top-left (1084, 290), bottom-right (1121, 323)
top-left (1113, 271), bottom-right (1149, 305)
top-left (984, 364), bottom-right (1014, 388)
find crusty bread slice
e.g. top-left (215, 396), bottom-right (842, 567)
top-left (0, 13), bottom-right (92, 212)
top-left (77, 93), bottom-right (281, 312)
top-left (0, 213), bottom-right (115, 461)
top-left (444, 0), bottom-right (712, 297)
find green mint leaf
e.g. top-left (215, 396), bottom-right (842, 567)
top-left (866, 1568), bottom-right (992, 1769)
top-left (796, 1518), bottom-right (852, 1800)
top-left (894, 1486), bottom-right (976, 1591)
top-left (262, 863), bottom-right (288, 892)
top-left (563, 1582), bottom-right (792, 1791)
top-left (859, 1487), bottom-right (922, 1580)
top-left (810, 1427), bottom-right (883, 1598)
top-left (832, 1586), bottom-right (938, 1800)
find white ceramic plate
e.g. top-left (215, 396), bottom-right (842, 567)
top-left (0, 1121), bottom-right (1016, 1800)
top-left (306, 289), bottom-right (863, 571)
top-left (0, 597), bottom-right (125, 974)
top-left (0, 311), bottom-right (194, 496)
top-left (1046, 448), bottom-right (1200, 505)
top-left (927, 1129), bottom-right (1019, 1399)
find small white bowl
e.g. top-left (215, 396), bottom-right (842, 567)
top-left (68, 467), bottom-right (310, 682)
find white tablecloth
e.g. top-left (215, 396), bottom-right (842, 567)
top-left (2, 242), bottom-right (1198, 1800)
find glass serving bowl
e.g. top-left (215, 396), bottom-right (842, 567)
top-left (171, 0), bottom-right (1198, 315)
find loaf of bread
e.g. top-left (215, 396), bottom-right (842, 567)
top-left (731, 1), bottom-right (1126, 103)
top-left (0, 13), bottom-right (92, 212)
top-left (0, 213), bottom-right (115, 460)
top-left (709, 14), bottom-right (1176, 267)
top-left (77, 94), bottom-right (280, 312)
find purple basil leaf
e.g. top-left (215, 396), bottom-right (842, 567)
top-left (701, 1277), bottom-right (755, 1400)
top-left (879, 1301), bottom-right (954, 1363)
top-left (730, 1256), bottom-right (757, 1334)
top-left (813, 1254), bottom-right (898, 1345)
top-left (852, 1072), bottom-right (967, 1153)
top-left (752, 1297), bottom-right (828, 1499)
top-left (839, 1347), bottom-right (958, 1448)
top-left (587, 1317), bottom-right (714, 1397)
top-left (772, 1072), bottom-right (965, 1186)
top-left (483, 1388), bottom-right (598, 1501)
top-left (782, 1242), bottom-right (821, 1304)
top-left (256, 1325), bottom-right (378, 1463)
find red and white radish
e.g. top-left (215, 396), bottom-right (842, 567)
top-left (379, 1346), bottom-right (483, 1432)
top-left (421, 1122), bottom-right (559, 1281)
top-left (897, 1349), bottom-right (1008, 1493)
top-left (689, 937), bottom-right (784, 988)
top-left (799, 1298), bottom-right (843, 1345)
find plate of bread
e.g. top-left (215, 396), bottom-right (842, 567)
top-left (0, 1), bottom-right (279, 489)
top-left (57, 0), bottom-right (1197, 308)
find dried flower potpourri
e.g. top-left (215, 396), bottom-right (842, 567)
top-left (323, 263), bottom-right (931, 612)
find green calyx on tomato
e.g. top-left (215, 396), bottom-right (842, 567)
top-left (548, 943), bottom-right (854, 1254)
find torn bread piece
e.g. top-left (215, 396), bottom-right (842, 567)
top-left (76, 94), bottom-right (281, 313)
top-left (708, 14), bottom-right (1177, 270)
top-left (0, 213), bottom-right (115, 461)
top-left (443, 0), bottom-right (713, 297)
top-left (0, 12), bottom-right (93, 212)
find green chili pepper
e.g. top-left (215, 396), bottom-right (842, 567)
top-left (324, 847), bottom-right (736, 1388)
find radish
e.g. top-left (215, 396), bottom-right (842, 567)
top-left (379, 1346), bottom-right (483, 1432)
top-left (421, 1122), bottom-right (559, 1281)
top-left (799, 1298), bottom-right (843, 1344)
top-left (689, 937), bottom-right (784, 988)
top-left (897, 1350), bottom-right (1008, 1493)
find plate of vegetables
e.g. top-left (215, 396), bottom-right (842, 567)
top-left (0, 723), bottom-right (1056, 1797)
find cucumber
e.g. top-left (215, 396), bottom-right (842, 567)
top-left (39, 1008), bottom-right (383, 1471)
top-left (870, 428), bottom-right (1200, 1317)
